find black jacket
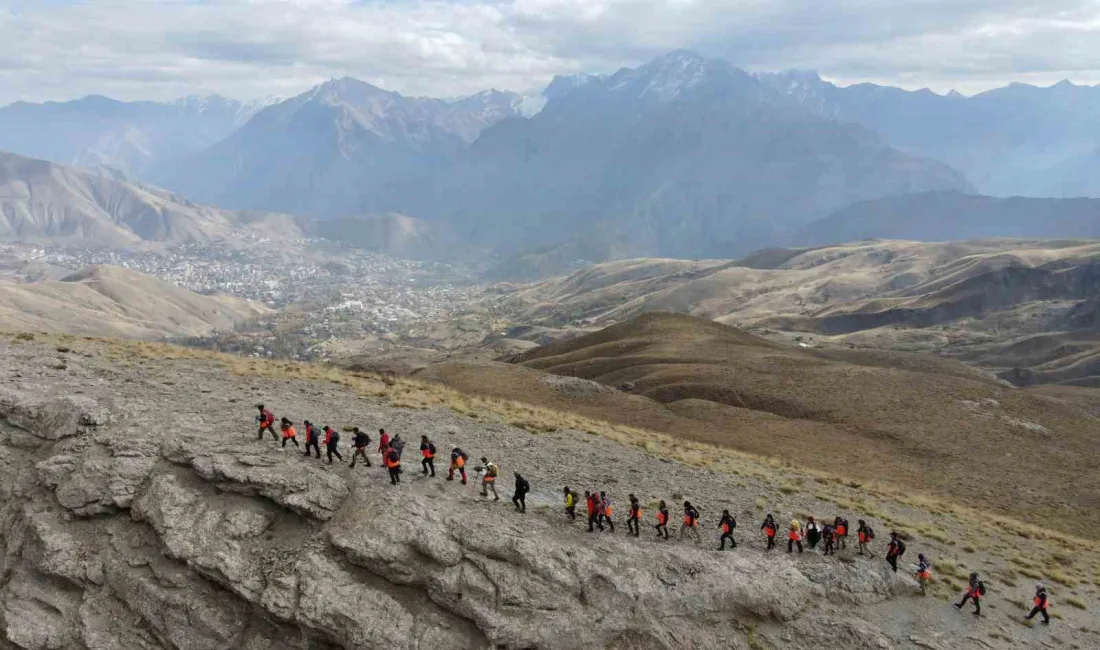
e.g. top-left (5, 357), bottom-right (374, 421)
top-left (515, 476), bottom-right (530, 494)
top-left (354, 431), bottom-right (370, 447)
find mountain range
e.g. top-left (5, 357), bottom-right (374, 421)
top-left (3, 51), bottom-right (1100, 262)
top-left (0, 151), bottom-right (304, 247)
top-left (758, 71), bottom-right (1100, 198)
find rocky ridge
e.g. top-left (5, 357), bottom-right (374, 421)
top-left (0, 334), bottom-right (1094, 649)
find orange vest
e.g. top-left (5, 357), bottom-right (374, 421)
top-left (967, 584), bottom-right (981, 598)
top-left (918, 569), bottom-right (932, 580)
top-left (283, 426), bottom-right (296, 438)
top-left (422, 445), bottom-right (434, 459)
top-left (721, 523), bottom-right (731, 534)
top-left (837, 525), bottom-right (847, 536)
top-left (604, 505), bottom-right (613, 517)
top-left (657, 511), bottom-right (668, 526)
top-left (453, 455), bottom-right (465, 468)
top-left (859, 531), bottom-right (869, 543)
top-left (683, 513), bottom-right (697, 527)
top-left (789, 528), bottom-right (802, 541)
top-left (1034, 595), bottom-right (1048, 610)
top-left (765, 524), bottom-right (776, 536)
top-left (385, 454), bottom-right (400, 469)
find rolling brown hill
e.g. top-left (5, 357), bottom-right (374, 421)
top-left (0, 264), bottom-right (269, 339)
top-left (419, 312), bottom-right (1100, 538)
top-left (499, 239), bottom-right (1100, 384)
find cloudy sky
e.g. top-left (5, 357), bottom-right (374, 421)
top-left (2, 0), bottom-right (1099, 105)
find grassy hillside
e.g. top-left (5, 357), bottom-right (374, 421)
top-left (421, 313), bottom-right (1100, 538)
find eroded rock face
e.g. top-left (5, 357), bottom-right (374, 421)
top-left (0, 377), bottom-right (918, 650)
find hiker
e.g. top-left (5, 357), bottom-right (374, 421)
top-left (419, 436), bottom-right (436, 477)
top-left (834, 516), bottom-right (849, 551)
top-left (303, 420), bottom-right (321, 458)
top-left (805, 517), bottom-right (821, 550)
top-left (564, 487), bottom-right (577, 521)
top-left (718, 509), bottom-right (737, 550)
top-left (448, 447), bottom-right (469, 484)
top-left (655, 500), bottom-right (670, 539)
top-left (627, 495), bottom-right (642, 537)
top-left (378, 429), bottom-right (391, 461)
top-left (600, 492), bottom-right (615, 533)
top-left (256, 405), bottom-right (277, 441)
top-left (915, 554), bottom-right (932, 596)
top-left (586, 491), bottom-right (603, 532)
top-left (679, 501), bottom-right (701, 543)
top-left (761, 514), bottom-right (778, 551)
top-left (857, 520), bottom-right (875, 557)
top-left (954, 572), bottom-right (985, 616)
top-left (391, 434), bottom-right (406, 459)
top-left (350, 427), bottom-right (371, 468)
top-left (821, 523), bottom-right (836, 556)
top-left (480, 458), bottom-right (499, 500)
top-left (788, 519), bottom-right (803, 554)
top-left (512, 473), bottom-right (529, 513)
top-left (885, 532), bottom-right (906, 572)
top-left (384, 447), bottom-right (402, 485)
top-left (1026, 584), bottom-right (1051, 625)
top-left (279, 418), bottom-right (300, 449)
top-left (323, 425), bottom-right (342, 464)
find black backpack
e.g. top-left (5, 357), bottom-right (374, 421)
top-left (428, 442), bottom-right (437, 455)
top-left (331, 430), bottom-right (340, 444)
top-left (977, 580), bottom-right (986, 596)
top-left (865, 526), bottom-right (875, 540)
top-left (895, 539), bottom-right (906, 557)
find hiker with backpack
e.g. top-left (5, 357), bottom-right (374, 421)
top-left (679, 501), bottom-right (701, 543)
top-left (885, 532), bottom-right (906, 572)
top-left (627, 495), bottom-right (642, 537)
top-left (323, 425), bottom-right (342, 464)
top-left (256, 405), bottom-right (277, 441)
top-left (821, 523), bottom-right (836, 556)
top-left (378, 429), bottom-right (391, 461)
top-left (857, 520), bottom-right (875, 557)
top-left (805, 517), bottom-right (821, 550)
top-left (479, 458), bottom-right (500, 500)
top-left (955, 572), bottom-right (986, 616)
top-left (391, 434), bottom-right (406, 459)
top-left (419, 436), bottom-right (436, 477)
top-left (349, 427), bottom-right (372, 467)
top-left (564, 487), bottom-right (577, 521)
top-left (448, 447), bottom-right (469, 484)
top-left (384, 446), bottom-right (402, 485)
top-left (834, 516), bottom-right (850, 551)
top-left (1026, 584), bottom-right (1051, 625)
top-left (600, 492), bottom-right (615, 533)
top-left (512, 473), bottom-right (530, 513)
top-left (787, 519), bottom-right (804, 554)
top-left (586, 491), bottom-right (603, 532)
top-left (303, 420), bottom-right (321, 458)
top-left (655, 500), bottom-right (670, 539)
top-left (761, 514), bottom-right (778, 551)
top-left (915, 554), bottom-right (932, 596)
top-left (718, 509), bottom-right (737, 550)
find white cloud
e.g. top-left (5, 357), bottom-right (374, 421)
top-left (1, 0), bottom-right (1099, 104)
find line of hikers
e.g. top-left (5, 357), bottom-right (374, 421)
top-left (255, 404), bottom-right (529, 507)
top-left (255, 405), bottom-right (1055, 625)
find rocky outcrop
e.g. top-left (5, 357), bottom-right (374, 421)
top-left (0, 347), bottom-right (927, 650)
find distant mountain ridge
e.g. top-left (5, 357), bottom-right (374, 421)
top-left (0, 94), bottom-right (277, 177)
top-left (156, 78), bottom-right (530, 217)
top-left (0, 151), bottom-right (301, 247)
top-left (796, 191), bottom-right (1100, 245)
top-left (757, 71), bottom-right (1100, 198)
